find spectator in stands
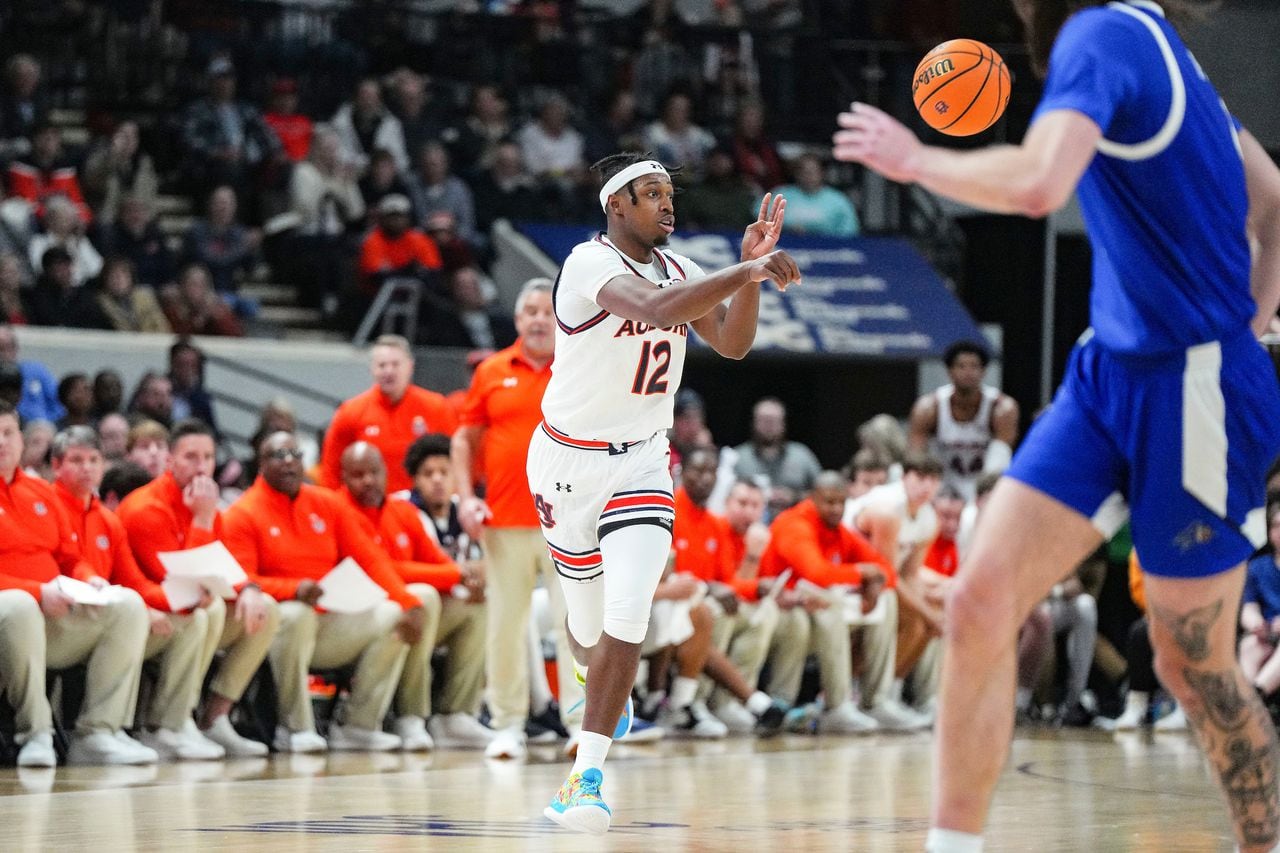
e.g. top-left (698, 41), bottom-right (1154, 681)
top-left (21, 418), bottom-right (54, 478)
top-left (183, 185), bottom-right (261, 296)
top-left (423, 211), bottom-right (479, 275)
top-left (319, 334), bottom-right (457, 493)
top-left (1242, 505), bottom-right (1280, 704)
top-left (0, 54), bottom-right (46, 162)
top-left (83, 120), bottom-right (159, 225)
top-left (181, 56), bottom-right (284, 203)
top-left (224, 430), bottom-right (427, 753)
top-left (285, 124), bottom-right (364, 312)
top-left (450, 84), bottom-right (511, 177)
top-left (0, 323), bottom-right (63, 423)
top-left (100, 459), bottom-right (150, 510)
top-left (845, 447), bottom-right (890, 500)
top-left (126, 419), bottom-right (170, 480)
top-left (56, 372), bottom-right (93, 428)
top-left (680, 146), bottom-right (758, 230)
top-left (0, 252), bottom-right (27, 325)
top-left (50, 426), bottom-right (225, 761)
top-left (410, 142), bottom-right (476, 246)
top-left (7, 123), bottom-right (90, 224)
top-left (96, 195), bottom-right (177, 289)
top-left (402, 433), bottom-right (472, 559)
top-left (922, 483), bottom-right (965, 580)
top-left (632, 26), bottom-right (697, 117)
top-left (1045, 560), bottom-right (1100, 727)
top-left (517, 94), bottom-right (585, 196)
top-left (646, 91), bottom-right (717, 180)
top-left (98, 411), bottom-right (129, 463)
top-left (333, 77), bottom-right (409, 176)
top-left (127, 372), bottom-right (173, 429)
top-left (768, 153), bottom-right (859, 238)
top-left (96, 257), bottom-right (171, 334)
top-left (472, 140), bottom-right (539, 237)
top-left (28, 196), bottom-right (103, 286)
top-left (118, 418), bottom-right (277, 758)
top-left (421, 265), bottom-right (516, 351)
top-left (26, 246), bottom-right (108, 329)
top-left (734, 397), bottom-right (821, 518)
top-left (391, 69), bottom-right (447, 165)
top-left (340, 442), bottom-right (493, 750)
top-left (160, 263), bottom-right (244, 338)
top-left (585, 89), bottom-right (645, 166)
top-left (357, 194), bottom-right (442, 301)
top-left (731, 101), bottom-right (784, 192)
top-left (0, 360), bottom-right (21, 411)
top-left (0, 400), bottom-right (155, 768)
top-left (255, 397), bottom-right (319, 469)
top-left (93, 369), bottom-right (125, 419)
top-left (168, 339), bottom-right (217, 432)
top-left (262, 78), bottom-right (312, 163)
top-left (359, 148), bottom-right (419, 226)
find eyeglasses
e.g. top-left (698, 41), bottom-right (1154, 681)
top-left (265, 448), bottom-right (304, 461)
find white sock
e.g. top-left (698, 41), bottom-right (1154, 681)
top-left (571, 730), bottom-right (612, 776)
top-left (1123, 690), bottom-right (1149, 716)
top-left (746, 691), bottom-right (773, 716)
top-left (925, 827), bottom-right (984, 853)
top-left (1015, 687), bottom-right (1032, 712)
top-left (670, 676), bottom-right (698, 710)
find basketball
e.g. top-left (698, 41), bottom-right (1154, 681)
top-left (912, 39), bottom-right (1010, 137)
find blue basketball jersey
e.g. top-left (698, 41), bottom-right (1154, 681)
top-left (1031, 0), bottom-right (1253, 356)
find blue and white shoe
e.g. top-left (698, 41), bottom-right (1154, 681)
top-left (619, 716), bottom-right (664, 743)
top-left (544, 768), bottom-right (611, 835)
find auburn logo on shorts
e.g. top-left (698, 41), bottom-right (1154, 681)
top-left (533, 493), bottom-right (556, 529)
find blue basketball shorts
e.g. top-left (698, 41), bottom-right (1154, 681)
top-left (1006, 328), bottom-right (1280, 578)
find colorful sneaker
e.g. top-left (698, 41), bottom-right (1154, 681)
top-left (544, 768), bottom-right (611, 835)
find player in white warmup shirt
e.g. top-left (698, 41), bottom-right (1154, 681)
top-left (532, 152), bottom-right (800, 835)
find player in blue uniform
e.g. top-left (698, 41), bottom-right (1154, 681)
top-left (835, 2), bottom-right (1280, 851)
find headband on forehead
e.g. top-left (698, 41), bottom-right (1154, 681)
top-left (598, 160), bottom-right (671, 212)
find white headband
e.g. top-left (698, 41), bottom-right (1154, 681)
top-left (599, 161), bottom-right (670, 212)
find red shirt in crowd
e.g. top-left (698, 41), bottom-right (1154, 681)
top-left (338, 487), bottom-right (461, 593)
top-left (358, 227), bottom-right (442, 294)
top-left (672, 487), bottom-right (759, 601)
top-left (924, 535), bottom-right (959, 578)
top-left (759, 498), bottom-right (895, 589)
top-left (54, 480), bottom-right (169, 610)
top-left (117, 471), bottom-right (223, 586)
top-left (264, 112), bottom-right (313, 161)
top-left (0, 468), bottom-right (94, 599)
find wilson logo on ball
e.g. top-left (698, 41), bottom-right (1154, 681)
top-left (913, 58), bottom-right (956, 95)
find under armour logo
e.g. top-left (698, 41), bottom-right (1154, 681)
top-left (555, 483), bottom-right (572, 492)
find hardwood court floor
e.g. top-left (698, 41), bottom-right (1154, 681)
top-left (0, 728), bottom-right (1239, 851)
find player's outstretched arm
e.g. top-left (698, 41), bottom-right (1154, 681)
top-left (1241, 128), bottom-right (1280, 335)
top-left (832, 102), bottom-right (1100, 218)
top-left (595, 250), bottom-right (800, 336)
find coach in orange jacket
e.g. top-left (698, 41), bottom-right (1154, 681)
top-left (52, 425), bottom-right (223, 761)
top-left (0, 401), bottom-right (152, 767)
top-left (225, 431), bottom-right (428, 753)
top-left (318, 334), bottom-right (457, 493)
top-left (758, 470), bottom-right (915, 733)
top-left (340, 441), bottom-right (493, 751)
top-left (118, 418), bottom-right (276, 758)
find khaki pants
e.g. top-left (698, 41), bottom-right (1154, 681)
top-left (199, 595), bottom-right (281, 702)
top-left (483, 527), bottom-right (584, 732)
top-left (0, 587), bottom-right (148, 738)
top-left (270, 600), bottom-right (409, 732)
top-left (764, 590), bottom-right (899, 709)
top-left (128, 607), bottom-right (211, 731)
top-left (397, 584), bottom-right (487, 718)
top-left (701, 597), bottom-right (779, 709)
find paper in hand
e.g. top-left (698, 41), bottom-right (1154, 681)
top-left (158, 541), bottom-right (248, 587)
top-left (317, 558), bottom-right (389, 614)
top-left (55, 576), bottom-right (113, 606)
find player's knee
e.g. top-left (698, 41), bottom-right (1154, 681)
top-left (691, 602), bottom-right (714, 634)
top-left (601, 612), bottom-right (648, 645)
top-left (568, 611), bottom-right (603, 649)
top-left (945, 578), bottom-right (1016, 643)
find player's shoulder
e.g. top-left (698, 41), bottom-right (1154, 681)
top-left (655, 248), bottom-right (699, 279)
top-left (1059, 2), bottom-right (1151, 48)
top-left (565, 236), bottom-right (613, 261)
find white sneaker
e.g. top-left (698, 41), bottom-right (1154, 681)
top-left (820, 701), bottom-right (880, 735)
top-left (1154, 706), bottom-right (1188, 732)
top-left (202, 716), bottom-right (268, 757)
top-left (327, 723), bottom-right (401, 752)
top-left (427, 713), bottom-right (496, 749)
top-left (713, 700), bottom-right (757, 735)
top-left (273, 725), bottom-right (328, 754)
top-left (68, 731), bottom-right (155, 766)
top-left (394, 716), bottom-right (435, 751)
top-left (865, 699), bottom-right (930, 732)
top-left (1112, 705), bottom-right (1147, 731)
top-left (484, 726), bottom-right (528, 761)
top-left (139, 724), bottom-right (226, 761)
top-left (562, 731), bottom-right (579, 760)
top-left (113, 731), bottom-right (161, 764)
top-left (16, 732), bottom-right (56, 768)
top-left (656, 701), bottom-right (728, 739)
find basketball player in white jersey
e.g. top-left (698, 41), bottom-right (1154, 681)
top-left (532, 152), bottom-right (799, 835)
top-left (907, 340), bottom-right (1019, 501)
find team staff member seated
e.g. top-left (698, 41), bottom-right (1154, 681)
top-left (225, 431), bottom-right (428, 753)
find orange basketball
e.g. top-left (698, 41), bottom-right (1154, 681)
top-left (912, 39), bottom-right (1011, 137)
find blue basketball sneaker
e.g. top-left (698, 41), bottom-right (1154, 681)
top-left (566, 666), bottom-right (633, 739)
top-left (544, 767), bottom-right (611, 835)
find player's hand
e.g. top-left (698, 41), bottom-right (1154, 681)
top-left (832, 102), bottom-right (924, 185)
top-left (459, 496), bottom-right (492, 541)
top-left (461, 558), bottom-right (486, 604)
top-left (397, 605), bottom-right (426, 645)
top-left (40, 582), bottom-right (74, 619)
top-left (148, 608), bottom-right (174, 638)
top-left (87, 575), bottom-right (110, 590)
top-left (746, 250), bottom-right (801, 291)
top-left (184, 475), bottom-right (220, 527)
top-left (663, 573), bottom-right (700, 601)
top-left (744, 522), bottom-right (770, 559)
top-left (295, 579), bottom-right (324, 607)
top-left (236, 586), bottom-right (273, 635)
top-left (740, 193), bottom-right (787, 262)
top-left (709, 582), bottom-right (740, 616)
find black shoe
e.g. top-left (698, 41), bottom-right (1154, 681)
top-left (754, 701), bottom-right (788, 738)
top-left (529, 702), bottom-right (570, 740)
top-left (1060, 702), bottom-right (1094, 728)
